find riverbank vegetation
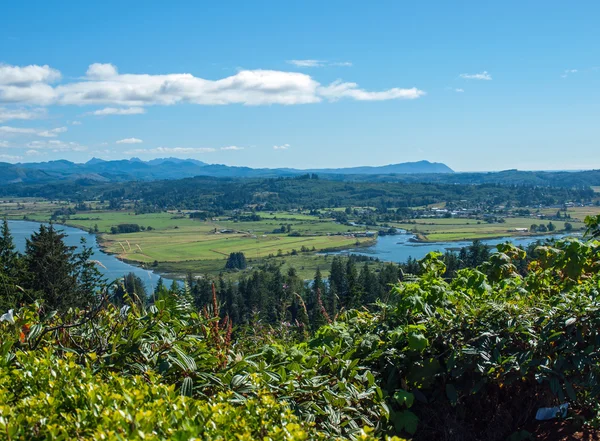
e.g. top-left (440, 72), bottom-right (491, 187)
top-left (1, 216), bottom-right (600, 439)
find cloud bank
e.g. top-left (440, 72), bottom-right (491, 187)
top-left (0, 63), bottom-right (425, 108)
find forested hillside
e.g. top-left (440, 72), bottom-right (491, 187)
top-left (1, 217), bottom-right (600, 439)
top-left (0, 174), bottom-right (595, 213)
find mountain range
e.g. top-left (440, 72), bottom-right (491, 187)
top-left (0, 158), bottom-right (454, 185)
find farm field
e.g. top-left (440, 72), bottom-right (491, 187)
top-left (0, 199), bottom-right (71, 221)
top-left (67, 211), bottom-right (201, 232)
top-left (537, 206), bottom-right (600, 221)
top-left (391, 217), bottom-right (586, 242)
top-left (101, 226), bottom-right (370, 264)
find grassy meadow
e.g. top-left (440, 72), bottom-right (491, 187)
top-left (391, 216), bottom-right (587, 242)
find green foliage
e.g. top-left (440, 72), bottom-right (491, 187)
top-left (585, 214), bottom-right (600, 238)
top-left (0, 351), bottom-right (356, 440)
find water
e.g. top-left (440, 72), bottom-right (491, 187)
top-left (7, 220), bottom-right (578, 290)
top-left (8, 220), bottom-right (172, 292)
top-left (327, 231), bottom-right (578, 263)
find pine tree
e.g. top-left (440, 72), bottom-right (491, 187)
top-left (24, 224), bottom-right (79, 309)
top-left (328, 257), bottom-right (344, 314)
top-left (307, 268), bottom-right (327, 329)
top-left (345, 258), bottom-right (360, 309)
top-left (359, 263), bottom-right (378, 305)
top-left (0, 218), bottom-right (23, 311)
top-left (0, 217), bottom-right (17, 271)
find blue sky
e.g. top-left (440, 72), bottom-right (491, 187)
top-left (0, 0), bottom-right (598, 171)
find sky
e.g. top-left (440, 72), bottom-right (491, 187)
top-left (0, 0), bottom-right (599, 172)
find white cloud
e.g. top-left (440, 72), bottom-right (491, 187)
top-left (287, 60), bottom-right (353, 68)
top-left (0, 82), bottom-right (56, 105)
top-left (0, 154), bottom-right (22, 162)
top-left (331, 61), bottom-right (353, 67)
top-left (86, 63), bottom-right (119, 79)
top-left (288, 60), bottom-right (325, 68)
top-left (273, 144), bottom-right (290, 150)
top-left (0, 107), bottom-right (46, 123)
top-left (454, 88), bottom-right (464, 93)
top-left (0, 64), bottom-right (61, 86)
top-left (221, 146), bottom-right (244, 151)
top-left (71, 120), bottom-right (82, 125)
top-left (25, 149), bottom-right (45, 156)
top-left (0, 63), bottom-right (424, 107)
top-left (0, 125), bottom-right (66, 137)
top-left (87, 107), bottom-right (146, 116)
top-left (561, 69), bottom-right (578, 78)
top-left (38, 127), bottom-right (67, 137)
top-left (27, 139), bottom-right (86, 152)
top-left (0, 140), bottom-right (8, 147)
top-left (459, 71), bottom-right (492, 80)
top-left (318, 80), bottom-right (425, 101)
top-left (116, 137), bottom-right (143, 144)
top-left (125, 147), bottom-right (216, 155)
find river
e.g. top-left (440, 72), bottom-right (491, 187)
top-left (8, 221), bottom-right (577, 289)
top-left (327, 231), bottom-right (578, 263)
top-left (8, 220), bottom-right (172, 292)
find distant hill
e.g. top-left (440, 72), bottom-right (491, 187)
top-left (0, 158), bottom-right (454, 185)
top-left (302, 160), bottom-right (454, 175)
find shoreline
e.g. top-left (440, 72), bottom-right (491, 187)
top-left (11, 218), bottom-right (581, 279)
top-left (407, 230), bottom-right (581, 244)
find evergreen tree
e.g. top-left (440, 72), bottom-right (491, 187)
top-left (328, 257), bottom-right (344, 315)
top-left (24, 224), bottom-right (100, 310)
top-left (225, 252), bottom-right (247, 270)
top-left (345, 259), bottom-right (360, 309)
top-left (0, 218), bottom-right (23, 311)
top-left (0, 217), bottom-right (18, 272)
top-left (359, 263), bottom-right (379, 305)
top-left (155, 277), bottom-right (166, 295)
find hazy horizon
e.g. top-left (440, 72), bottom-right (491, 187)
top-left (2, 155), bottom-right (597, 174)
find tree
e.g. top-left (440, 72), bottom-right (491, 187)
top-left (328, 257), bottom-right (344, 315)
top-left (307, 268), bottom-right (327, 329)
top-left (225, 252), bottom-right (247, 270)
top-left (23, 224), bottom-right (102, 310)
top-left (547, 222), bottom-right (556, 232)
top-left (0, 217), bottom-right (18, 273)
top-left (359, 263), bottom-right (379, 305)
top-left (0, 218), bottom-right (23, 311)
top-left (564, 222), bottom-right (573, 232)
top-left (345, 259), bottom-right (360, 309)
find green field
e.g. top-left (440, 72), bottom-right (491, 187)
top-left (101, 226), bottom-right (370, 263)
top-left (68, 211), bottom-right (201, 232)
top-left (391, 217), bottom-right (586, 242)
top-left (0, 199), bottom-right (72, 221)
top-left (537, 206), bottom-right (600, 221)
top-left (3, 200), bottom-right (596, 276)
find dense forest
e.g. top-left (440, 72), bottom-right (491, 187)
top-left (1, 216), bottom-right (600, 439)
top-left (0, 174), bottom-right (595, 213)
